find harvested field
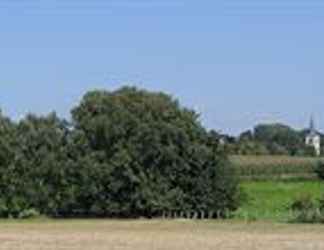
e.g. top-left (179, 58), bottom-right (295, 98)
top-left (0, 220), bottom-right (324, 250)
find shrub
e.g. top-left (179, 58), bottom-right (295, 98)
top-left (319, 196), bottom-right (324, 212)
top-left (291, 193), bottom-right (316, 211)
top-left (290, 194), bottom-right (323, 223)
top-left (18, 209), bottom-right (40, 219)
top-left (315, 161), bottom-right (324, 180)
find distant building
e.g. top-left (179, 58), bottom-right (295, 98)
top-left (305, 116), bottom-right (321, 156)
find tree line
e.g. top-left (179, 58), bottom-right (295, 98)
top-left (211, 124), bottom-right (322, 156)
top-left (0, 86), bottom-right (240, 218)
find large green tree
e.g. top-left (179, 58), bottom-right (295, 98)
top-left (2, 113), bottom-right (69, 217)
top-left (71, 87), bottom-right (240, 217)
top-left (0, 87), bottom-right (241, 218)
top-left (0, 111), bottom-right (17, 217)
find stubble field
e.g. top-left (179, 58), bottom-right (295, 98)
top-left (1, 220), bottom-right (324, 250)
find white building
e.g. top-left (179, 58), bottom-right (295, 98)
top-left (305, 117), bottom-right (321, 156)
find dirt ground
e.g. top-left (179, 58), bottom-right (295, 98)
top-left (0, 219), bottom-right (324, 250)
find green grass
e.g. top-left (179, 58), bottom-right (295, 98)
top-left (235, 181), bottom-right (324, 221)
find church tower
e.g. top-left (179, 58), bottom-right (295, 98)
top-left (305, 116), bottom-right (321, 156)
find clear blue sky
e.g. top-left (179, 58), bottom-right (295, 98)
top-left (0, 0), bottom-right (323, 135)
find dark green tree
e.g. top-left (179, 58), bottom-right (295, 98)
top-left (0, 87), bottom-right (241, 218)
top-left (0, 111), bottom-right (18, 217)
top-left (71, 87), bottom-right (240, 217)
top-left (6, 112), bottom-right (71, 217)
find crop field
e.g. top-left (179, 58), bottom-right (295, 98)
top-left (230, 155), bottom-right (323, 180)
top-left (1, 220), bottom-right (324, 250)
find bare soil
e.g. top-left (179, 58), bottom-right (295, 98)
top-left (0, 220), bottom-right (324, 250)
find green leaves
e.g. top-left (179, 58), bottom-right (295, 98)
top-left (0, 87), bottom-right (240, 218)
top-left (234, 123), bottom-right (320, 156)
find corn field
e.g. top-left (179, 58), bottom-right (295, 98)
top-left (230, 155), bottom-right (323, 181)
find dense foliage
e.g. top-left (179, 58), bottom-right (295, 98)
top-left (212, 123), bottom-right (322, 156)
top-left (315, 161), bottom-right (324, 180)
top-left (290, 194), bottom-right (324, 223)
top-left (0, 87), bottom-right (240, 218)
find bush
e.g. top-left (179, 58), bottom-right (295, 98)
top-left (290, 194), bottom-right (323, 223)
top-left (291, 193), bottom-right (316, 211)
top-left (319, 196), bottom-right (324, 212)
top-left (315, 161), bottom-right (324, 180)
top-left (18, 209), bottom-right (40, 219)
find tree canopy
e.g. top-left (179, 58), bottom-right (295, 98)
top-left (0, 87), bottom-right (240, 218)
top-left (216, 123), bottom-right (321, 156)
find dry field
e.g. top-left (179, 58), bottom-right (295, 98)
top-left (1, 220), bottom-right (324, 250)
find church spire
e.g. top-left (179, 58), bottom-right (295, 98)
top-left (310, 115), bottom-right (316, 134)
top-left (306, 115), bottom-right (321, 156)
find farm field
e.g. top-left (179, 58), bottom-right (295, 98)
top-left (235, 181), bottom-right (324, 221)
top-left (230, 155), bottom-right (323, 180)
top-left (1, 219), bottom-right (324, 250)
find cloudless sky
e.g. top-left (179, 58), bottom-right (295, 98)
top-left (0, 0), bottom-right (323, 135)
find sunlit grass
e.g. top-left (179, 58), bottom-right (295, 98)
top-left (235, 181), bottom-right (324, 221)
